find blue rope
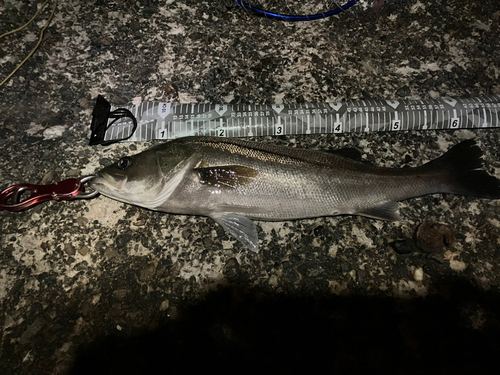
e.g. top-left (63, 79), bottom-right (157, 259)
top-left (234, 0), bottom-right (358, 21)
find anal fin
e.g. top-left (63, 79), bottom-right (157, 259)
top-left (357, 201), bottom-right (402, 221)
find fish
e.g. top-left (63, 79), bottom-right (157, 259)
top-left (89, 137), bottom-right (500, 252)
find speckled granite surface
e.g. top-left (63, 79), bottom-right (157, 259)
top-left (1, 0), bottom-right (500, 373)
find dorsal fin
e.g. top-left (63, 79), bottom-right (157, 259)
top-left (327, 148), bottom-right (362, 161)
top-left (175, 137), bottom-right (369, 168)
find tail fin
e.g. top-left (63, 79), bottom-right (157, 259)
top-left (425, 139), bottom-right (500, 199)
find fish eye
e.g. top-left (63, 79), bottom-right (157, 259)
top-left (117, 157), bottom-right (132, 170)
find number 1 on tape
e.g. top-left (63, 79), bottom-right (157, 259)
top-left (157, 129), bottom-right (168, 139)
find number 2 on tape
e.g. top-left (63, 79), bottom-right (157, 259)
top-left (217, 128), bottom-right (226, 137)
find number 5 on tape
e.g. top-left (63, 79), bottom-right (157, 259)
top-left (391, 119), bottom-right (401, 131)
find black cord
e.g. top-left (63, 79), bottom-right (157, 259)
top-left (101, 108), bottom-right (138, 145)
top-left (89, 95), bottom-right (138, 146)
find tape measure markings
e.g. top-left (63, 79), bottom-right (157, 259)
top-left (101, 96), bottom-right (500, 142)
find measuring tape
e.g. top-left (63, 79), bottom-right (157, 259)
top-left (92, 95), bottom-right (500, 143)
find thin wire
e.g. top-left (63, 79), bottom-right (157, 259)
top-left (0, 0), bottom-right (58, 87)
top-left (234, 0), bottom-right (358, 21)
top-left (0, 0), bottom-right (50, 39)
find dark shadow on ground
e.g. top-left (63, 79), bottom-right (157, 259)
top-left (69, 277), bottom-right (500, 375)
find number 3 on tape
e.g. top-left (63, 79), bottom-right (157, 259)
top-left (275, 125), bottom-right (284, 135)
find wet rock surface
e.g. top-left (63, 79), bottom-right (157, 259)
top-left (1, 0), bottom-right (500, 373)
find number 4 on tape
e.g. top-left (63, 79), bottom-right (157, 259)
top-left (334, 122), bottom-right (343, 133)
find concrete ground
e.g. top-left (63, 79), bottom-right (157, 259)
top-left (1, 0), bottom-right (500, 373)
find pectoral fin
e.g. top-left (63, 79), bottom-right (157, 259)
top-left (195, 165), bottom-right (257, 189)
top-left (357, 201), bottom-right (402, 221)
top-left (210, 212), bottom-right (259, 253)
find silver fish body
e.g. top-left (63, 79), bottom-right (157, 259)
top-left (89, 137), bottom-right (500, 252)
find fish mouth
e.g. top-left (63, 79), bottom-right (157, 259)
top-left (89, 173), bottom-right (128, 194)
